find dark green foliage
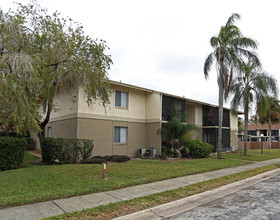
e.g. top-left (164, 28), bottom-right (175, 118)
top-left (162, 147), bottom-right (178, 158)
top-left (82, 155), bottom-right (130, 164)
top-left (82, 157), bottom-right (107, 164)
top-left (41, 138), bottom-right (94, 164)
top-left (184, 139), bottom-right (214, 158)
top-left (104, 155), bottom-right (130, 163)
top-left (0, 137), bottom-right (27, 171)
top-left (23, 138), bottom-right (35, 150)
top-left (158, 115), bottom-right (197, 141)
top-left (180, 146), bottom-right (190, 158)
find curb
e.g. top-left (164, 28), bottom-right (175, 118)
top-left (114, 168), bottom-right (280, 220)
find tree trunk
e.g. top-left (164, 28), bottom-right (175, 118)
top-left (268, 117), bottom-right (272, 150)
top-left (38, 101), bottom-right (53, 144)
top-left (244, 108), bottom-right (248, 156)
top-left (217, 74), bottom-right (224, 159)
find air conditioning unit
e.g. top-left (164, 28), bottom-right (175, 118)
top-left (146, 148), bottom-right (156, 157)
top-left (138, 148), bottom-right (146, 156)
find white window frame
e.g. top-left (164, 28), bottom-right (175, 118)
top-left (47, 127), bottom-right (52, 137)
top-left (115, 91), bottom-right (128, 108)
top-left (114, 126), bottom-right (127, 143)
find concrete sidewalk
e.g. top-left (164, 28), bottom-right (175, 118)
top-left (1, 158), bottom-right (280, 220)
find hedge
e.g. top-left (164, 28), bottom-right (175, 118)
top-left (0, 137), bottom-right (27, 171)
top-left (41, 138), bottom-right (94, 164)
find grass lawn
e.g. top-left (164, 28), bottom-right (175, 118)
top-left (21, 152), bottom-right (42, 168)
top-left (215, 149), bottom-right (280, 161)
top-left (0, 154), bottom-right (251, 208)
top-left (46, 164), bottom-right (280, 220)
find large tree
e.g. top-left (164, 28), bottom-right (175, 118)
top-left (258, 96), bottom-right (280, 149)
top-left (0, 1), bottom-right (112, 140)
top-left (203, 13), bottom-right (259, 159)
top-left (230, 61), bottom-right (278, 156)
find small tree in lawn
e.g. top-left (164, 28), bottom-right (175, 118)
top-left (0, 1), bottom-right (112, 141)
top-left (258, 96), bottom-right (280, 149)
top-left (230, 61), bottom-right (278, 156)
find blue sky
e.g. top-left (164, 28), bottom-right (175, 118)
top-left (2, 0), bottom-right (280, 109)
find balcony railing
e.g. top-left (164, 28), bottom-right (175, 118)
top-left (238, 135), bottom-right (280, 142)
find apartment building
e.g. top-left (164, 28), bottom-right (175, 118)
top-left (42, 80), bottom-right (239, 156)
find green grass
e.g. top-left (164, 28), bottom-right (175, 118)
top-left (0, 157), bottom-right (251, 208)
top-left (46, 164), bottom-right (280, 220)
top-left (215, 149), bottom-right (280, 161)
top-left (21, 152), bottom-right (41, 168)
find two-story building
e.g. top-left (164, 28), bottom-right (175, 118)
top-left (39, 80), bottom-right (239, 156)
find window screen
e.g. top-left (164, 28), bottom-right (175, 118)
top-left (114, 127), bottom-right (127, 143)
top-left (115, 91), bottom-right (128, 108)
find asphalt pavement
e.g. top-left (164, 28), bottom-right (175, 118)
top-left (116, 168), bottom-right (280, 220)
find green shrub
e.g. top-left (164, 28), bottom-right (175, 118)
top-left (183, 139), bottom-right (213, 158)
top-left (82, 155), bottom-right (130, 164)
top-left (41, 138), bottom-right (94, 164)
top-left (162, 147), bottom-right (178, 158)
top-left (180, 146), bottom-right (190, 158)
top-left (0, 137), bottom-right (27, 171)
top-left (104, 155), bottom-right (130, 163)
top-left (82, 157), bottom-right (107, 164)
top-left (24, 138), bottom-right (35, 150)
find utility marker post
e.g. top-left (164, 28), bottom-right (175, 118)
top-left (102, 163), bottom-right (107, 179)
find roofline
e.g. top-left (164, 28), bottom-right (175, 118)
top-left (110, 80), bottom-right (155, 93)
top-left (109, 80), bottom-right (243, 114)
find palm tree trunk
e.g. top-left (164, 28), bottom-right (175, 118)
top-left (244, 108), bottom-right (248, 156)
top-left (269, 117), bottom-right (272, 150)
top-left (217, 76), bottom-right (224, 159)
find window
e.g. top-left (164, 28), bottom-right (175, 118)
top-left (248, 130), bottom-right (257, 136)
top-left (47, 127), bottom-right (52, 137)
top-left (203, 106), bottom-right (230, 127)
top-left (203, 128), bottom-right (230, 152)
top-left (115, 91), bottom-right (128, 108)
top-left (162, 95), bottom-right (185, 121)
top-left (203, 106), bottom-right (218, 126)
top-left (114, 127), bottom-right (127, 143)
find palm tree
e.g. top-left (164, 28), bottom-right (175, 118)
top-left (230, 61), bottom-right (278, 156)
top-left (204, 13), bottom-right (259, 159)
top-left (258, 96), bottom-right (280, 149)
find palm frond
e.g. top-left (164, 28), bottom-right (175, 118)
top-left (226, 13), bottom-right (240, 27)
top-left (203, 52), bottom-right (214, 79)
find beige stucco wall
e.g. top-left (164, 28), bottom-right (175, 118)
top-left (146, 122), bottom-right (162, 155)
top-left (231, 129), bottom-right (238, 151)
top-left (186, 102), bottom-right (203, 126)
top-left (186, 103), bottom-right (195, 124)
top-left (43, 88), bottom-right (78, 120)
top-left (194, 104), bottom-right (203, 126)
top-left (146, 93), bottom-right (161, 121)
top-left (230, 112), bottom-right (238, 130)
top-left (127, 122), bottom-right (146, 156)
top-left (190, 128), bottom-right (203, 141)
top-left (77, 85), bottom-right (148, 121)
top-left (76, 118), bottom-right (113, 156)
top-left (75, 118), bottom-right (149, 157)
top-left (46, 118), bottom-right (78, 139)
